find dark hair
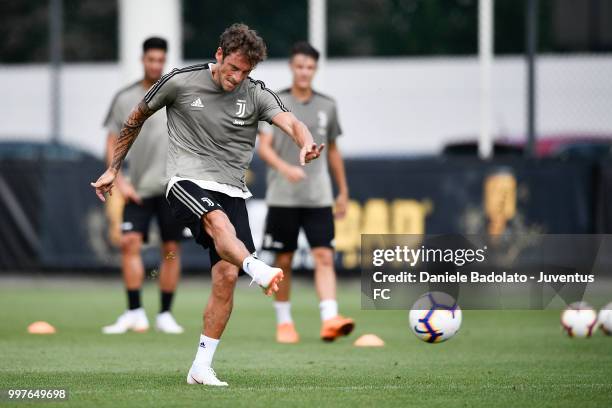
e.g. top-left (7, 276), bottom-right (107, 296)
top-left (143, 37), bottom-right (168, 53)
top-left (291, 41), bottom-right (319, 61)
top-left (218, 23), bottom-right (267, 67)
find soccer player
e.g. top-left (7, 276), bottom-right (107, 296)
top-left (258, 42), bottom-right (354, 343)
top-left (91, 24), bottom-right (323, 386)
top-left (101, 37), bottom-right (185, 335)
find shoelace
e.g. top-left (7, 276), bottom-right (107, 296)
top-left (246, 257), bottom-right (265, 288)
top-left (249, 272), bottom-right (263, 287)
top-left (205, 367), bottom-right (221, 382)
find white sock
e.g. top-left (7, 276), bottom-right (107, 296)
top-left (274, 301), bottom-right (293, 325)
top-left (242, 255), bottom-right (259, 279)
top-left (319, 299), bottom-right (338, 321)
top-left (193, 334), bottom-right (219, 368)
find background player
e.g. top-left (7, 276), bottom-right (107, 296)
top-left (102, 37), bottom-right (185, 335)
top-left (91, 24), bottom-right (323, 386)
top-left (258, 42), bottom-right (354, 343)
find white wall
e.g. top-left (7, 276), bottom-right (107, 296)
top-left (0, 65), bottom-right (53, 142)
top-left (119, 0), bottom-right (181, 83)
top-left (0, 64), bottom-right (121, 156)
top-left (1, 55), bottom-right (611, 158)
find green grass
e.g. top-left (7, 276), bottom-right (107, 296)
top-left (0, 277), bottom-right (611, 407)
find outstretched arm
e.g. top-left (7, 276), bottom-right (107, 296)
top-left (271, 111), bottom-right (324, 165)
top-left (109, 101), bottom-right (154, 171)
top-left (104, 130), bottom-right (142, 204)
top-left (91, 100), bottom-right (154, 201)
top-left (257, 129), bottom-right (306, 183)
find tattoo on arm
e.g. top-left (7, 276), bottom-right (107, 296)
top-left (110, 100), bottom-right (154, 171)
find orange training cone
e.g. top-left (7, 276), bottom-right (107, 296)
top-left (353, 334), bottom-right (384, 347)
top-left (28, 321), bottom-right (56, 334)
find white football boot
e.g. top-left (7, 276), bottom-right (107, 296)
top-left (186, 366), bottom-right (229, 386)
top-left (246, 258), bottom-right (284, 296)
top-left (102, 308), bottom-right (149, 334)
top-left (155, 312), bottom-right (184, 334)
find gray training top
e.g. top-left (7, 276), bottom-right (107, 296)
top-left (144, 62), bottom-right (289, 192)
top-left (259, 89), bottom-right (342, 207)
top-left (104, 81), bottom-right (168, 198)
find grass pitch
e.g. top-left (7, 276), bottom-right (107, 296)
top-left (0, 276), bottom-right (611, 408)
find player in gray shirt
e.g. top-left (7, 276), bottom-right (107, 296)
top-left (91, 24), bottom-right (323, 386)
top-left (101, 37), bottom-right (185, 335)
top-left (258, 42), bottom-right (354, 344)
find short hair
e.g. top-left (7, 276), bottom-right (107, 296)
top-left (143, 37), bottom-right (168, 53)
top-left (290, 41), bottom-right (320, 61)
top-left (218, 23), bottom-right (267, 67)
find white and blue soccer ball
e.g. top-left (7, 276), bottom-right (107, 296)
top-left (598, 302), bottom-right (612, 336)
top-left (409, 292), bottom-right (462, 343)
top-left (561, 302), bottom-right (598, 338)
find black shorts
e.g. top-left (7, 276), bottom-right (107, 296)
top-left (122, 194), bottom-right (186, 242)
top-left (262, 206), bottom-right (335, 252)
top-left (166, 180), bottom-right (255, 267)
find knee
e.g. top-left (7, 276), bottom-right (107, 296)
top-left (215, 263), bottom-right (239, 287)
top-left (121, 234), bottom-right (142, 255)
top-left (211, 266), bottom-right (238, 305)
top-left (276, 253), bottom-right (294, 270)
top-left (162, 241), bottom-right (180, 260)
top-left (312, 249), bottom-right (334, 268)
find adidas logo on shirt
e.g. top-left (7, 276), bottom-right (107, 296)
top-left (190, 97), bottom-right (204, 108)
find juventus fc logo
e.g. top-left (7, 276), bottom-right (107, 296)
top-left (201, 197), bottom-right (215, 207)
top-left (235, 99), bottom-right (246, 117)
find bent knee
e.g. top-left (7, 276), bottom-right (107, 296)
top-left (204, 211), bottom-right (235, 237)
top-left (214, 263), bottom-right (239, 286)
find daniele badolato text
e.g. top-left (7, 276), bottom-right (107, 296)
top-left (369, 246), bottom-right (595, 284)
top-left (372, 271), bottom-right (595, 284)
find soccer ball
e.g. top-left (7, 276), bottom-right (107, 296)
top-left (561, 302), bottom-right (598, 338)
top-left (598, 302), bottom-right (612, 335)
top-left (409, 292), bottom-right (462, 343)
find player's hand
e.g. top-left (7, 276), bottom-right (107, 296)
top-left (335, 192), bottom-right (349, 219)
top-left (281, 165), bottom-right (306, 183)
top-left (90, 168), bottom-right (118, 202)
top-left (115, 174), bottom-right (142, 205)
top-left (300, 143), bottom-right (325, 165)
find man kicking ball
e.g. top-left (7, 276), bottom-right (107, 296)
top-left (258, 42), bottom-right (354, 343)
top-left (91, 24), bottom-right (322, 386)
